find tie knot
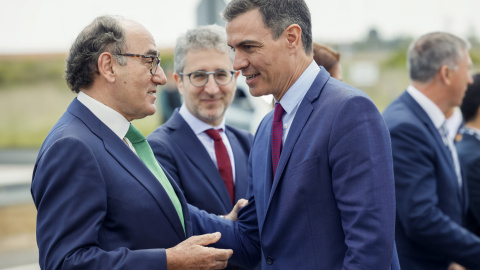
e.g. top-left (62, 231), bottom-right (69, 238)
top-left (205, 128), bottom-right (223, 141)
top-left (273, 103), bottom-right (285, 122)
top-left (125, 124), bottom-right (145, 143)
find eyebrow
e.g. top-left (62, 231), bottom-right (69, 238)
top-left (231, 40), bottom-right (260, 48)
top-left (145, 49), bottom-right (159, 57)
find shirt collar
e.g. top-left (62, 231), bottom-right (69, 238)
top-left (179, 104), bottom-right (226, 135)
top-left (77, 91), bottom-right (130, 139)
top-left (407, 85), bottom-right (446, 129)
top-left (277, 60), bottom-right (320, 115)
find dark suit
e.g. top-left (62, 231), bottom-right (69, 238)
top-left (31, 98), bottom-right (191, 270)
top-left (147, 109), bottom-right (252, 215)
top-left (457, 130), bottom-right (480, 236)
top-left (192, 69), bottom-right (400, 269)
top-left (383, 91), bottom-right (480, 269)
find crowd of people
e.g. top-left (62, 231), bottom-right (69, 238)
top-left (30, 0), bottom-right (480, 269)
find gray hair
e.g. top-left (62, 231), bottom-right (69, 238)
top-left (222, 0), bottom-right (312, 54)
top-left (65, 15), bottom-right (128, 93)
top-left (408, 32), bottom-right (470, 83)
top-left (174, 24), bottom-right (233, 74)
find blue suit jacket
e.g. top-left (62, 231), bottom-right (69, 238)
top-left (31, 98), bottom-right (191, 270)
top-left (191, 69), bottom-right (400, 269)
top-left (457, 130), bottom-right (480, 236)
top-left (147, 109), bottom-right (253, 215)
top-left (383, 91), bottom-right (480, 269)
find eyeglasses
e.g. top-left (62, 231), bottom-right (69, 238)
top-left (179, 70), bottom-right (236, 87)
top-left (117, 53), bottom-right (161, 75)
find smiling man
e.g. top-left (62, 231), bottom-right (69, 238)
top-left (147, 25), bottom-right (253, 220)
top-left (189, 0), bottom-right (400, 269)
top-left (31, 16), bottom-right (233, 270)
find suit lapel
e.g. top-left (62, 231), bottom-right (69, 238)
top-left (403, 93), bottom-right (463, 198)
top-left (167, 111), bottom-right (233, 209)
top-left (69, 99), bottom-right (187, 240)
top-left (266, 71), bottom-right (329, 213)
top-left (226, 128), bottom-right (248, 202)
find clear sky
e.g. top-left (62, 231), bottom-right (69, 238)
top-left (1, 0), bottom-right (480, 54)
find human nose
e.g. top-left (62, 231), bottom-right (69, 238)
top-left (204, 74), bottom-right (220, 95)
top-left (153, 66), bottom-right (167, 85)
top-left (233, 51), bottom-right (248, 71)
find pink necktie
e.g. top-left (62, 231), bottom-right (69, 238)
top-left (205, 128), bottom-right (235, 205)
top-left (271, 103), bottom-right (285, 180)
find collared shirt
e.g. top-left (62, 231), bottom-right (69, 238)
top-left (407, 85), bottom-right (462, 186)
top-left (461, 127), bottom-right (480, 140)
top-left (179, 105), bottom-right (236, 183)
top-left (276, 60), bottom-right (320, 144)
top-left (77, 91), bottom-right (135, 152)
top-left (407, 85), bottom-right (446, 130)
top-left (446, 107), bottom-right (463, 142)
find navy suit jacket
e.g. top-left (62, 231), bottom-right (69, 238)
top-left (191, 69), bottom-right (400, 269)
top-left (147, 109), bottom-right (253, 215)
top-left (457, 130), bottom-right (480, 236)
top-left (31, 98), bottom-right (191, 270)
top-left (383, 91), bottom-right (480, 269)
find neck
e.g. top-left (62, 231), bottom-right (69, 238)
top-left (275, 56), bottom-right (312, 102)
top-left (412, 80), bottom-right (451, 116)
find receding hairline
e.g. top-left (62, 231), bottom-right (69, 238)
top-left (120, 19), bottom-right (158, 56)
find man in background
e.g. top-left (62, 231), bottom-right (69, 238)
top-left (147, 25), bottom-right (252, 218)
top-left (457, 73), bottom-right (480, 237)
top-left (312, 42), bottom-right (342, 80)
top-left (31, 15), bottom-right (232, 270)
top-left (383, 31), bottom-right (480, 269)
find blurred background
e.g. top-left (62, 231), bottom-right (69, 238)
top-left (2, 0), bottom-right (480, 269)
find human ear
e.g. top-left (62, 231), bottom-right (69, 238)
top-left (174, 73), bottom-right (184, 95)
top-left (284, 24), bottom-right (302, 50)
top-left (98, 52), bottom-right (116, 83)
top-left (439, 65), bottom-right (451, 85)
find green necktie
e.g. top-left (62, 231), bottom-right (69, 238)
top-left (125, 124), bottom-right (185, 234)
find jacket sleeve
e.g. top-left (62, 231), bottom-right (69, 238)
top-left (32, 137), bottom-right (167, 270)
top-left (329, 95), bottom-right (396, 269)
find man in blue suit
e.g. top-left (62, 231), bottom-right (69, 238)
top-left (147, 25), bottom-right (252, 217)
top-left (190, 0), bottom-right (400, 269)
top-left (383, 32), bottom-right (480, 269)
top-left (31, 16), bottom-right (235, 270)
top-left (457, 73), bottom-right (480, 237)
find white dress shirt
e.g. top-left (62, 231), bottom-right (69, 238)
top-left (77, 91), bottom-right (135, 152)
top-left (179, 105), bottom-right (236, 183)
top-left (276, 60), bottom-right (320, 144)
top-left (407, 85), bottom-right (462, 186)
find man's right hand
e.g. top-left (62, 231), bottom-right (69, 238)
top-left (166, 232), bottom-right (233, 270)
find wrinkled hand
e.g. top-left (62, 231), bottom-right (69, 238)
top-left (223, 199), bottom-right (248, 221)
top-left (166, 232), bottom-right (233, 270)
top-left (448, 262), bottom-right (467, 270)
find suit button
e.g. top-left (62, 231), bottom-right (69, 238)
top-left (266, 256), bottom-right (274, 265)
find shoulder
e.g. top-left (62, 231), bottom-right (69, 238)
top-left (226, 125), bottom-right (253, 140)
top-left (225, 125), bottom-right (254, 148)
top-left (313, 79), bottom-right (375, 111)
top-left (383, 94), bottom-right (419, 130)
top-left (457, 133), bottom-right (480, 155)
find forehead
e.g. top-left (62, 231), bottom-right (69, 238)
top-left (184, 48), bottom-right (233, 70)
top-left (123, 21), bottom-right (157, 54)
top-left (225, 9), bottom-right (272, 47)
